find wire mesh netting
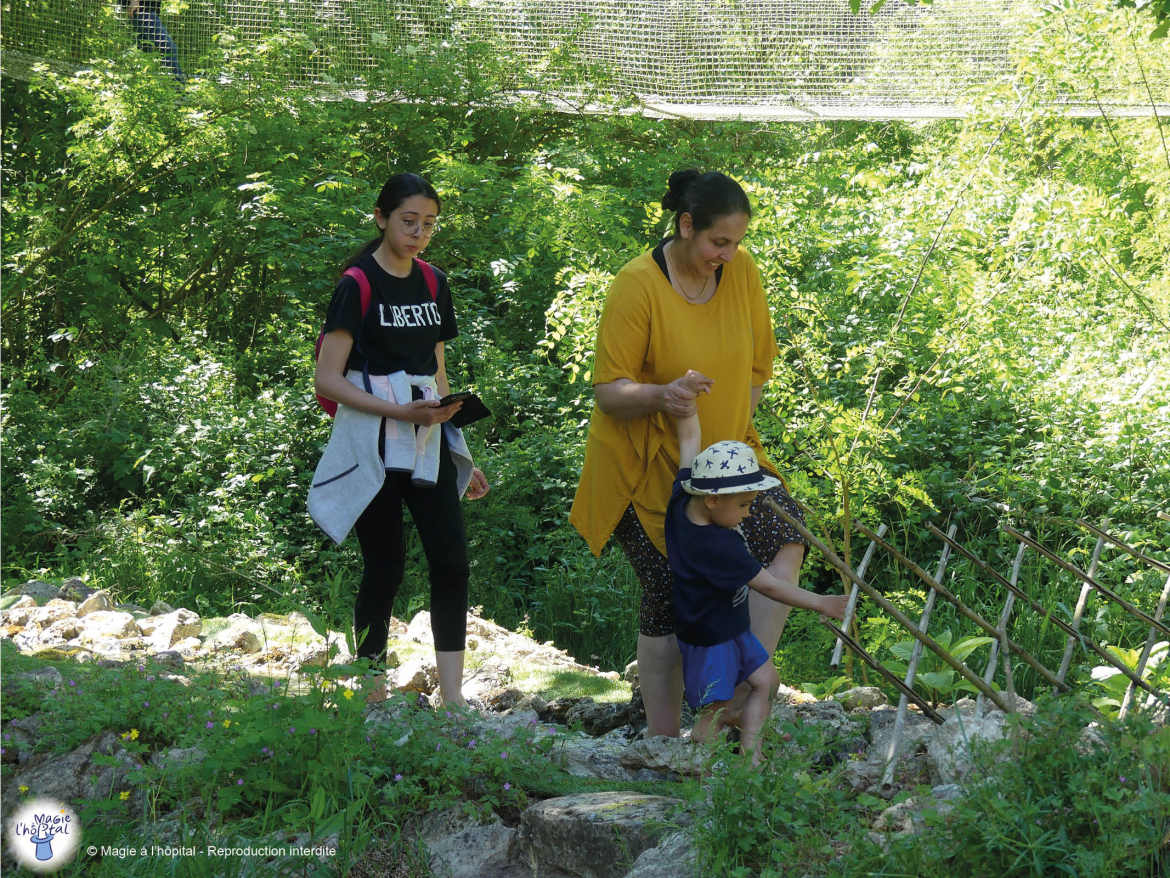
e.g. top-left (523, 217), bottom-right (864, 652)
top-left (2, 0), bottom-right (1168, 119)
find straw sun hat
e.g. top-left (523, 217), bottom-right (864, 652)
top-left (681, 440), bottom-right (781, 496)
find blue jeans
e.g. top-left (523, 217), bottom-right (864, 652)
top-left (129, 9), bottom-right (186, 81)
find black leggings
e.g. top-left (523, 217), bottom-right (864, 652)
top-left (353, 438), bottom-right (469, 659)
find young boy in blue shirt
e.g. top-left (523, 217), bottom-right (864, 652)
top-left (665, 378), bottom-right (848, 764)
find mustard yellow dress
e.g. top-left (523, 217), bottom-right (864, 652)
top-left (570, 244), bottom-right (780, 559)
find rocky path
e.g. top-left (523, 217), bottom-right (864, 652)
top-left (1, 578), bottom-right (1035, 877)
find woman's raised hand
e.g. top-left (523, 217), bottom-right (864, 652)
top-left (660, 370), bottom-right (714, 418)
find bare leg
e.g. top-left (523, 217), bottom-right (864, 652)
top-left (691, 700), bottom-right (733, 744)
top-left (726, 542), bottom-right (805, 720)
top-left (639, 633), bottom-right (683, 737)
top-left (435, 650), bottom-right (467, 707)
top-left (738, 662), bottom-right (781, 766)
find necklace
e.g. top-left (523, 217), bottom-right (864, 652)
top-left (666, 240), bottom-right (710, 302)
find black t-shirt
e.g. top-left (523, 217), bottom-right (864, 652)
top-left (323, 254), bottom-right (458, 376)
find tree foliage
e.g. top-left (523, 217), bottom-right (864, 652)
top-left (2, 4), bottom-right (1168, 684)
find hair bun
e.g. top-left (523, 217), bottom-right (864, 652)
top-left (662, 168), bottom-right (701, 213)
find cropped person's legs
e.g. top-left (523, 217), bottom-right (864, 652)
top-left (690, 699), bottom-right (734, 744)
top-left (727, 485), bottom-right (809, 719)
top-left (130, 10), bottom-right (186, 80)
top-left (637, 633), bottom-right (684, 737)
top-left (406, 438), bottom-right (471, 706)
top-left (738, 660), bottom-right (780, 765)
top-left (614, 505), bottom-right (683, 737)
top-left (353, 476), bottom-right (407, 663)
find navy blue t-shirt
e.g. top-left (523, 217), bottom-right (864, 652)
top-left (323, 254), bottom-right (458, 377)
top-left (664, 468), bottom-right (764, 647)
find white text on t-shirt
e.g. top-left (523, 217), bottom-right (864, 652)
top-left (379, 302), bottom-right (442, 329)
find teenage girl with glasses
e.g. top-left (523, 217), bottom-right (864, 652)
top-left (311, 173), bottom-right (489, 706)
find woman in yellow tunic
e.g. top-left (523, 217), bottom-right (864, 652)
top-left (570, 169), bottom-right (809, 737)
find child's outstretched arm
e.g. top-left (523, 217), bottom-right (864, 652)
top-left (746, 569), bottom-right (849, 620)
top-left (673, 370), bottom-right (712, 470)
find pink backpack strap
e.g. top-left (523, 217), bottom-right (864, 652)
top-left (414, 258), bottom-right (439, 301)
top-left (342, 265), bottom-right (373, 317)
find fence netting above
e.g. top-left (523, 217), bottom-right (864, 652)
top-left (3, 0), bottom-right (1168, 119)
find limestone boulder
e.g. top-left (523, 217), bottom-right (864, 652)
top-left (57, 578), bottom-right (95, 603)
top-left (28, 600), bottom-right (78, 629)
top-left (412, 808), bottom-right (522, 878)
top-left (872, 784), bottom-right (965, 835)
top-left (927, 712), bottom-right (1011, 784)
top-left (77, 611), bottom-right (139, 641)
top-left (1, 596), bottom-right (38, 626)
top-left (139, 609), bottom-right (202, 651)
top-left (393, 656), bottom-right (438, 694)
top-left (620, 736), bottom-right (709, 778)
top-left (9, 580), bottom-right (61, 605)
top-left (77, 591), bottom-right (115, 617)
top-left (622, 830), bottom-right (697, 878)
top-left (1, 731), bottom-right (145, 817)
top-left (518, 792), bottom-right (681, 878)
top-left (835, 686), bottom-right (888, 711)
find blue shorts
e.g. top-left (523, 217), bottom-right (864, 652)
top-left (677, 630), bottom-right (770, 711)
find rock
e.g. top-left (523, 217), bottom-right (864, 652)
top-left (775, 682), bottom-right (818, 705)
top-left (622, 660), bottom-right (639, 686)
top-left (0, 596), bottom-right (38, 626)
top-left (11, 580), bottom-right (61, 605)
top-left (150, 600), bottom-right (176, 616)
top-left (550, 728), bottom-right (630, 781)
top-left (868, 705), bottom-right (939, 757)
top-left (39, 618), bottom-right (82, 644)
top-left (623, 830), bottom-right (697, 878)
top-left (169, 637), bottom-right (203, 658)
top-left (77, 611), bottom-right (139, 641)
top-left (835, 687), bottom-right (888, 711)
top-left (150, 747), bottom-right (208, 770)
top-left (620, 736), bottom-right (709, 778)
top-left (393, 656), bottom-right (438, 694)
top-left (209, 626), bottom-right (262, 655)
top-left (77, 591), bottom-right (115, 617)
top-left (27, 600), bottom-right (78, 629)
top-left (406, 611), bottom-right (435, 645)
top-left (927, 711), bottom-right (1011, 784)
top-left (518, 792), bottom-right (681, 878)
top-left (141, 609), bottom-right (202, 651)
top-left (473, 710), bottom-right (541, 742)
top-left (10, 667), bottom-right (65, 690)
top-left (151, 650), bottom-right (187, 669)
top-left (484, 687), bottom-right (525, 713)
top-left (413, 808), bottom-right (520, 878)
top-left (872, 784), bottom-right (965, 835)
top-left (564, 698), bottom-right (639, 737)
top-left (299, 642), bottom-right (348, 669)
top-left (57, 578), bottom-right (95, 602)
top-left (1, 731), bottom-right (145, 817)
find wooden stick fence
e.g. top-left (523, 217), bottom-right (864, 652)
top-left (768, 500), bottom-right (1169, 778)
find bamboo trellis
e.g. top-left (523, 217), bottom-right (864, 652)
top-left (764, 499), bottom-right (1170, 786)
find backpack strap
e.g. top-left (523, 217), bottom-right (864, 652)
top-left (342, 266), bottom-right (373, 317)
top-left (414, 258), bottom-right (439, 301)
top-left (341, 265), bottom-right (375, 395)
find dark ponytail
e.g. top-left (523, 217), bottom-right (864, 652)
top-left (341, 173), bottom-right (442, 274)
top-left (661, 169), bottom-right (751, 236)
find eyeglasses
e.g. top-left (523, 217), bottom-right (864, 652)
top-left (399, 218), bottom-right (440, 238)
